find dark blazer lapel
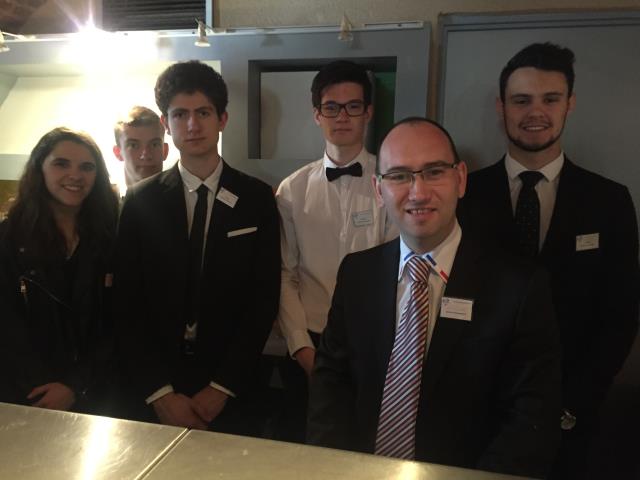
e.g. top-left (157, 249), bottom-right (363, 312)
top-left (540, 158), bottom-right (579, 259)
top-left (490, 158), bottom-right (516, 226)
top-left (421, 235), bottom-right (482, 396)
top-left (466, 158), bottom-right (517, 252)
top-left (204, 160), bottom-right (237, 266)
top-left (158, 164), bottom-right (189, 267)
top-left (375, 239), bottom-right (402, 374)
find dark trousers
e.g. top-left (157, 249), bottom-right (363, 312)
top-left (276, 330), bottom-right (321, 444)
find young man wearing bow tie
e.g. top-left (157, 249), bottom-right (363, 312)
top-left (275, 60), bottom-right (397, 442)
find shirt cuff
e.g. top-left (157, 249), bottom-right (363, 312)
top-left (287, 330), bottom-right (315, 358)
top-left (209, 381), bottom-right (236, 398)
top-left (145, 384), bottom-right (174, 404)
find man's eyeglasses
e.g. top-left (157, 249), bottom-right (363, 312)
top-left (377, 162), bottom-right (459, 186)
top-left (317, 101), bottom-right (367, 118)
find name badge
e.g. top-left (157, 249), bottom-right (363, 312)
top-left (352, 210), bottom-right (373, 227)
top-left (216, 187), bottom-right (238, 208)
top-left (440, 297), bottom-right (473, 321)
top-left (576, 233), bottom-right (599, 252)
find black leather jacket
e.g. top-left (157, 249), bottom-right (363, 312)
top-left (0, 221), bottom-right (113, 411)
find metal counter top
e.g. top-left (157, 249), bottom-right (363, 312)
top-left (0, 402), bottom-right (186, 480)
top-left (0, 402), bottom-right (530, 480)
top-left (145, 430), bottom-right (529, 480)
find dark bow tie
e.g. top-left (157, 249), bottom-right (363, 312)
top-left (326, 162), bottom-right (363, 181)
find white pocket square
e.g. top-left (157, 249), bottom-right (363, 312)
top-left (227, 227), bottom-right (258, 238)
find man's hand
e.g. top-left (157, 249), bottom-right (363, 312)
top-left (192, 387), bottom-right (229, 424)
top-left (27, 383), bottom-right (76, 411)
top-left (152, 392), bottom-right (207, 430)
top-left (295, 346), bottom-right (316, 377)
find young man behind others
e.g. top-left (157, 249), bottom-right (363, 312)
top-left (276, 60), bottom-right (397, 441)
top-left (113, 106), bottom-right (168, 189)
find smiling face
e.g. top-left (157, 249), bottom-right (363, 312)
top-left (42, 140), bottom-right (97, 214)
top-left (162, 90), bottom-right (228, 165)
top-left (498, 67), bottom-right (575, 167)
top-left (313, 81), bottom-right (371, 154)
top-left (114, 124), bottom-right (168, 186)
top-left (374, 122), bottom-right (467, 254)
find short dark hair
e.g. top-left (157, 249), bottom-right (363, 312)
top-left (311, 60), bottom-right (372, 107)
top-left (377, 117), bottom-right (461, 173)
top-left (155, 60), bottom-right (228, 117)
top-left (5, 127), bottom-right (118, 262)
top-left (499, 42), bottom-right (575, 101)
top-left (114, 105), bottom-right (163, 145)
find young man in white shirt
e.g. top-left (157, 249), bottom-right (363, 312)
top-left (276, 60), bottom-right (397, 441)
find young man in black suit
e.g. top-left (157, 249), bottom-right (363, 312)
top-left (460, 43), bottom-right (640, 479)
top-left (114, 61), bottom-right (280, 434)
top-left (308, 118), bottom-right (561, 478)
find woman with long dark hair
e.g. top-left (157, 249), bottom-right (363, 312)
top-left (0, 127), bottom-right (118, 412)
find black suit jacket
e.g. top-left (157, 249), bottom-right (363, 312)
top-left (114, 162), bottom-right (280, 401)
top-left (460, 158), bottom-right (640, 422)
top-left (308, 236), bottom-right (561, 478)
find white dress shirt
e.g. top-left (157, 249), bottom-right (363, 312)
top-left (505, 152), bottom-right (564, 249)
top-left (396, 221), bottom-right (461, 353)
top-left (146, 159), bottom-right (233, 404)
top-left (277, 148), bottom-right (399, 356)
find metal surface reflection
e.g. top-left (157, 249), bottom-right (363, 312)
top-left (0, 402), bottom-right (186, 479)
top-left (0, 403), bottom-right (531, 480)
top-left (145, 430), bottom-right (531, 480)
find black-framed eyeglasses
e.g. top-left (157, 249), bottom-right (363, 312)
top-left (317, 101), bottom-right (367, 118)
top-left (377, 162), bottom-right (459, 186)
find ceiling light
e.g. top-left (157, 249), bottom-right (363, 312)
top-left (195, 19), bottom-right (212, 47)
top-left (338, 13), bottom-right (354, 42)
top-left (0, 30), bottom-right (25, 53)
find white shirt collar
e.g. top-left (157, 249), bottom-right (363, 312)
top-left (505, 151), bottom-right (564, 183)
top-left (178, 158), bottom-right (223, 193)
top-left (322, 147), bottom-right (368, 169)
top-left (398, 220), bottom-right (462, 283)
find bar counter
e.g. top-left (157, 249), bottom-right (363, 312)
top-left (0, 403), bottom-right (530, 480)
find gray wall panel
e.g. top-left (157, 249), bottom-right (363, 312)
top-left (438, 11), bottom-right (640, 231)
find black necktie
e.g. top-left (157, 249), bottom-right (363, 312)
top-left (514, 171), bottom-right (544, 258)
top-left (186, 184), bottom-right (209, 327)
top-left (326, 162), bottom-right (363, 182)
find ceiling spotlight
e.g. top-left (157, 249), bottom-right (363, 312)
top-left (338, 13), bottom-right (353, 42)
top-left (1, 30), bottom-right (13, 53)
top-left (195, 19), bottom-right (211, 47)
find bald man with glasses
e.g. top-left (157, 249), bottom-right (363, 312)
top-left (308, 117), bottom-right (561, 479)
top-left (275, 60), bottom-right (397, 442)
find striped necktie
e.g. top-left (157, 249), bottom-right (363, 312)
top-left (375, 255), bottom-right (430, 459)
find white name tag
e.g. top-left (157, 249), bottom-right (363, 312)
top-left (440, 297), bottom-right (473, 321)
top-left (352, 210), bottom-right (373, 227)
top-left (227, 227), bottom-right (258, 238)
top-left (576, 233), bottom-right (599, 252)
top-left (216, 187), bottom-right (238, 208)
